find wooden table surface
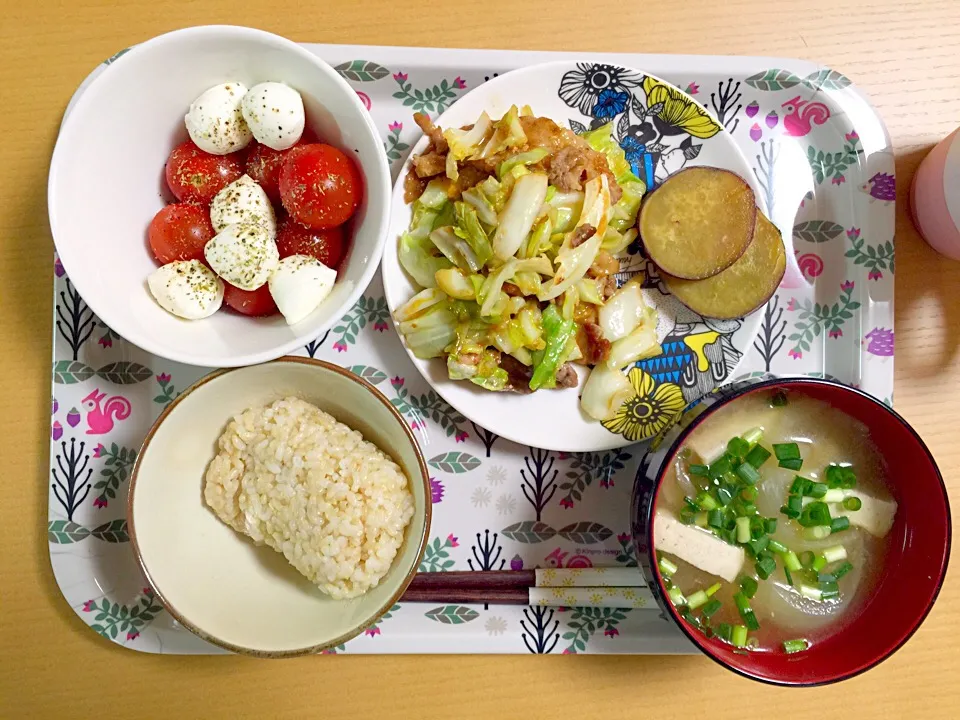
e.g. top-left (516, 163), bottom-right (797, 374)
top-left (2, 0), bottom-right (958, 717)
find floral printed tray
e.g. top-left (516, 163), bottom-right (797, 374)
top-left (48, 44), bottom-right (894, 655)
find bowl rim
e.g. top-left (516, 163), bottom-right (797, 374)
top-left (47, 24), bottom-right (391, 368)
top-left (126, 355), bottom-right (432, 657)
top-left (638, 376), bottom-right (952, 687)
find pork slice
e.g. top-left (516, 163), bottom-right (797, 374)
top-left (555, 362), bottom-right (580, 389)
top-left (414, 112), bottom-right (448, 153)
top-left (413, 152), bottom-right (447, 179)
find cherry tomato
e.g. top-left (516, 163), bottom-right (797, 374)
top-left (148, 204), bottom-right (215, 264)
top-left (245, 129), bottom-right (317, 204)
top-left (275, 217), bottom-right (345, 269)
top-left (165, 141), bottom-right (244, 204)
top-left (222, 283), bottom-right (279, 317)
top-left (279, 143), bottom-right (362, 228)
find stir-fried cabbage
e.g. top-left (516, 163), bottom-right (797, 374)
top-left (580, 364), bottom-right (635, 420)
top-left (497, 148), bottom-right (549, 180)
top-left (478, 255), bottom-right (553, 316)
top-left (435, 267), bottom-right (476, 300)
top-left (479, 105), bottom-right (527, 159)
top-left (493, 173), bottom-right (549, 260)
top-left (599, 280), bottom-right (647, 341)
top-left (398, 302), bottom-right (457, 359)
top-left (461, 187), bottom-right (498, 226)
top-left (399, 232), bottom-right (451, 288)
top-left (454, 202), bottom-right (494, 268)
top-left (444, 112), bottom-right (494, 160)
top-left (538, 233), bottom-right (601, 302)
top-left (606, 310), bottom-right (660, 369)
top-left (530, 305), bottom-right (575, 391)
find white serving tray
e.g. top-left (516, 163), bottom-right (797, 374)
top-left (47, 43), bottom-right (894, 654)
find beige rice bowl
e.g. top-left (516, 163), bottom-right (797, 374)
top-left (203, 396), bottom-right (415, 599)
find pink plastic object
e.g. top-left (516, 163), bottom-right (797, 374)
top-left (910, 129), bottom-right (960, 259)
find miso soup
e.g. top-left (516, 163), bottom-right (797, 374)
top-left (654, 390), bottom-right (897, 654)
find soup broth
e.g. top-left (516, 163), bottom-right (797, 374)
top-left (655, 390), bottom-right (896, 653)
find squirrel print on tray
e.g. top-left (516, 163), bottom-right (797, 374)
top-left (781, 96), bottom-right (830, 137)
top-left (82, 388), bottom-right (132, 435)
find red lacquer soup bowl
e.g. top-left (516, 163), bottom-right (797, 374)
top-left (631, 377), bottom-right (951, 685)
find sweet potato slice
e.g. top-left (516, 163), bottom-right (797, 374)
top-left (639, 167), bottom-right (757, 279)
top-left (662, 212), bottom-right (786, 319)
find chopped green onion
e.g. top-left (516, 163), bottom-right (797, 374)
top-left (784, 566), bottom-right (795, 586)
top-left (745, 444), bottom-right (771, 468)
top-left (783, 638), bottom-right (810, 654)
top-left (740, 502), bottom-right (758, 516)
top-left (679, 508), bottom-right (696, 524)
top-left (683, 497), bottom-right (700, 512)
top-left (826, 464), bottom-right (857, 489)
top-left (716, 623), bottom-right (733, 642)
top-left (696, 492), bottom-right (718, 511)
top-left (740, 575), bottom-right (759, 598)
top-left (773, 442), bottom-right (801, 461)
top-left (689, 463), bottom-right (710, 477)
top-left (812, 554), bottom-right (828, 572)
top-left (746, 536), bottom-right (769, 557)
top-left (705, 583), bottom-right (722, 597)
top-left (823, 489), bottom-right (845, 503)
top-left (823, 545), bottom-right (847, 564)
top-left (719, 528), bottom-right (738, 545)
top-left (717, 486), bottom-right (734, 506)
top-left (756, 555), bottom-right (777, 580)
top-left (820, 581), bottom-right (840, 600)
top-left (732, 625), bottom-right (749, 648)
top-left (799, 584), bottom-right (823, 601)
top-left (736, 516), bottom-right (751, 543)
top-left (779, 457), bottom-right (803, 471)
top-left (788, 494), bottom-right (803, 514)
top-left (799, 551), bottom-right (815, 568)
top-left (790, 476), bottom-right (809, 495)
top-left (843, 496), bottom-right (862, 512)
top-left (771, 391), bottom-right (788, 407)
top-left (807, 482), bottom-right (828, 499)
top-left (707, 509), bottom-right (725, 529)
top-left (834, 561), bottom-right (854, 579)
top-left (668, 586), bottom-right (686, 606)
top-left (798, 501), bottom-right (832, 527)
top-left (658, 556), bottom-right (679, 577)
top-left (742, 427), bottom-right (764, 446)
top-left (767, 539), bottom-right (788, 554)
top-left (686, 590), bottom-right (709, 610)
top-left (733, 594), bottom-right (760, 630)
top-left (727, 437), bottom-right (750, 460)
top-left (709, 456), bottom-right (733, 479)
top-left (830, 516), bottom-right (851, 534)
top-left (694, 512), bottom-right (709, 528)
top-left (764, 518), bottom-right (778, 534)
top-left (702, 599), bottom-right (722, 618)
top-left (736, 462), bottom-right (761, 485)
top-left (783, 551), bottom-right (803, 572)
top-left (733, 592), bottom-right (751, 613)
top-left (740, 486), bottom-right (759, 502)
top-left (803, 525), bottom-right (832, 541)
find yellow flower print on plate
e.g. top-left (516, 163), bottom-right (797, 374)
top-left (602, 368), bottom-right (686, 442)
top-left (642, 76), bottom-right (722, 139)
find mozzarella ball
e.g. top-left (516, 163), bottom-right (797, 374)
top-left (241, 82), bottom-right (306, 151)
top-left (268, 254), bottom-right (337, 325)
top-left (204, 223), bottom-right (279, 291)
top-left (184, 82), bottom-right (253, 155)
top-left (209, 175), bottom-right (276, 235)
top-left (147, 260), bottom-right (223, 320)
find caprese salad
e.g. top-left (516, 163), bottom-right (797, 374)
top-left (146, 81), bottom-right (362, 324)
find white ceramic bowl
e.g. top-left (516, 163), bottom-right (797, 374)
top-left (48, 26), bottom-right (391, 367)
top-left (129, 357), bottom-right (431, 656)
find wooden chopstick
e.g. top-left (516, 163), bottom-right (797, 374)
top-left (405, 570), bottom-right (536, 591)
top-left (400, 586), bottom-right (530, 604)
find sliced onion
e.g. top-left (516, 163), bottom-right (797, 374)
top-left (493, 173), bottom-right (548, 260)
top-left (599, 280), bottom-right (647, 341)
top-left (580, 364), bottom-right (635, 421)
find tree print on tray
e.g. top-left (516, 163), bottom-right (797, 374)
top-left (520, 447), bottom-right (558, 521)
top-left (392, 72), bottom-right (466, 115)
top-left (752, 295), bottom-right (787, 371)
top-left (470, 421), bottom-right (499, 457)
top-left (709, 79), bottom-right (743, 133)
top-left (467, 530), bottom-right (505, 571)
top-left (562, 607), bottom-right (631, 653)
top-left (91, 442), bottom-right (137, 508)
top-left (845, 227), bottom-right (894, 280)
top-left (787, 281), bottom-right (861, 358)
top-left (558, 448), bottom-right (631, 509)
top-left (82, 587), bottom-right (163, 641)
top-left (51, 437), bottom-right (92, 521)
top-left (330, 296), bottom-right (389, 352)
top-left (55, 266), bottom-right (97, 361)
top-left (522, 606), bottom-right (560, 654)
top-left (304, 330), bottom-right (330, 358)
